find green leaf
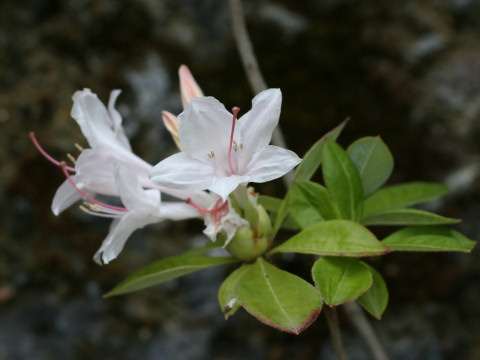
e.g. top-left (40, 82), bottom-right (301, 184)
top-left (218, 264), bottom-right (252, 319)
top-left (357, 264), bottom-right (389, 319)
top-left (105, 255), bottom-right (238, 297)
top-left (347, 136), bottom-right (394, 197)
top-left (273, 194), bottom-right (290, 235)
top-left (289, 181), bottom-right (342, 229)
top-left (323, 141), bottom-right (364, 221)
top-left (363, 182), bottom-right (449, 217)
top-left (312, 257), bottom-right (372, 306)
top-left (235, 258), bottom-right (322, 334)
top-left (362, 208), bottom-right (460, 226)
top-left (382, 226), bottom-right (476, 252)
top-left (270, 220), bottom-right (390, 257)
top-left (294, 119), bottom-right (348, 181)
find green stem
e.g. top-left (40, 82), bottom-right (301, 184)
top-left (343, 302), bottom-right (390, 360)
top-left (325, 307), bottom-right (346, 360)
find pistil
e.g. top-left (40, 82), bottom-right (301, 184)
top-left (29, 132), bottom-right (76, 173)
top-left (60, 161), bottom-right (127, 212)
top-left (228, 107), bottom-right (240, 175)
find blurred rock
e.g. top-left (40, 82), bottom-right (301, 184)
top-left (1, 0), bottom-right (480, 359)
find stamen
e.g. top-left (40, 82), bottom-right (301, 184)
top-left (186, 198), bottom-right (227, 213)
top-left (67, 153), bottom-right (77, 165)
top-left (83, 201), bottom-right (102, 212)
top-left (228, 107), bottom-right (240, 175)
top-left (29, 132), bottom-right (76, 172)
top-left (79, 205), bottom-right (122, 218)
top-left (75, 143), bottom-right (84, 152)
top-left (59, 161), bottom-right (127, 212)
top-left (187, 198), bottom-right (228, 223)
top-left (213, 198), bottom-right (229, 223)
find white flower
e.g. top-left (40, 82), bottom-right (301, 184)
top-left (150, 89), bottom-right (301, 201)
top-left (187, 192), bottom-right (249, 244)
top-left (93, 164), bottom-right (200, 265)
top-left (203, 202), bottom-right (249, 245)
top-left (51, 89), bottom-right (190, 215)
top-left (52, 89), bottom-right (153, 214)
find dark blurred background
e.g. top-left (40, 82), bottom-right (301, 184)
top-left (1, 0), bottom-right (480, 359)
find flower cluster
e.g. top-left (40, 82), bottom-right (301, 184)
top-left (31, 66), bottom-right (301, 264)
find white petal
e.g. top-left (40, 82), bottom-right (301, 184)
top-left (108, 89), bottom-right (132, 151)
top-left (51, 179), bottom-right (83, 215)
top-left (93, 212), bottom-right (160, 265)
top-left (246, 145), bottom-right (301, 184)
top-left (203, 203), bottom-right (248, 242)
top-left (71, 89), bottom-right (116, 148)
top-left (178, 97), bottom-right (235, 165)
top-left (208, 175), bottom-right (250, 202)
top-left (114, 164), bottom-right (160, 211)
top-left (75, 149), bottom-right (119, 196)
top-left (75, 146), bottom-right (152, 196)
top-left (160, 202), bottom-right (202, 221)
top-left (238, 89), bottom-right (282, 159)
top-left (150, 152), bottom-right (217, 191)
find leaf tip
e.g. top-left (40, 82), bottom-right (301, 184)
top-left (295, 308), bottom-right (322, 335)
top-left (383, 248), bottom-right (394, 255)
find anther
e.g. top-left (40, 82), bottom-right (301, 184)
top-left (75, 143), bottom-right (84, 152)
top-left (67, 153), bottom-right (77, 165)
top-left (79, 204), bottom-right (122, 218)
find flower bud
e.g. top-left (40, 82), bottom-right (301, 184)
top-left (226, 204), bottom-right (273, 261)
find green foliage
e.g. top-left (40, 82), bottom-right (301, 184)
top-left (347, 136), bottom-right (393, 196)
top-left (289, 181), bottom-right (341, 229)
top-left (105, 255), bottom-right (238, 297)
top-left (382, 226), bottom-right (475, 252)
top-left (357, 264), bottom-right (389, 319)
top-left (362, 208), bottom-right (459, 226)
top-left (218, 264), bottom-right (253, 319)
top-left (270, 220), bottom-right (390, 257)
top-left (107, 122), bottom-right (475, 333)
top-left (322, 141), bottom-right (364, 222)
top-left (363, 182), bottom-right (449, 217)
top-left (235, 258), bottom-right (322, 334)
top-left (312, 257), bottom-right (372, 306)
